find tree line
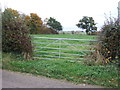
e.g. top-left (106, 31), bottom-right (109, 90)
top-left (25, 13), bottom-right (63, 34)
top-left (3, 8), bottom-right (119, 64)
top-left (2, 8), bottom-right (63, 60)
top-left (2, 8), bottom-right (99, 35)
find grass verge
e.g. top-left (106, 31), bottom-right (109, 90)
top-left (2, 53), bottom-right (119, 88)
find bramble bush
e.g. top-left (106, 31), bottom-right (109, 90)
top-left (2, 8), bottom-right (33, 60)
top-left (98, 17), bottom-right (120, 64)
top-left (85, 17), bottom-right (120, 65)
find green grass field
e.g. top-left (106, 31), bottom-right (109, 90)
top-left (2, 34), bottom-right (119, 88)
top-left (32, 34), bottom-right (97, 62)
top-left (32, 34), bottom-right (97, 39)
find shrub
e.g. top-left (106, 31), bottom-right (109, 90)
top-left (2, 8), bottom-right (33, 60)
top-left (98, 17), bottom-right (120, 64)
top-left (88, 17), bottom-right (120, 65)
top-left (38, 26), bottom-right (58, 34)
top-left (85, 17), bottom-right (120, 65)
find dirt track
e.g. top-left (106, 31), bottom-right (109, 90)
top-left (2, 70), bottom-right (104, 88)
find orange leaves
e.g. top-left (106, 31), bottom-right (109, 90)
top-left (25, 13), bottom-right (44, 33)
top-left (25, 15), bottom-right (30, 20)
top-left (30, 13), bottom-right (41, 20)
top-left (29, 13), bottom-right (43, 26)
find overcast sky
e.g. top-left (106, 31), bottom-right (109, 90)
top-left (1, 0), bottom-right (120, 31)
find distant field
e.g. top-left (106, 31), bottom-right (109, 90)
top-left (32, 34), bottom-right (97, 39)
top-left (32, 34), bottom-right (97, 62)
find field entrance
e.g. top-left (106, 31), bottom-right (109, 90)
top-left (33, 36), bottom-right (97, 62)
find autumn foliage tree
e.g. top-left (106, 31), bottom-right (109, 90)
top-left (25, 13), bottom-right (43, 34)
top-left (25, 15), bottom-right (59, 34)
top-left (2, 8), bottom-right (33, 60)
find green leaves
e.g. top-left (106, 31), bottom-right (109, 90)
top-left (76, 16), bottom-right (97, 35)
top-left (47, 17), bottom-right (63, 32)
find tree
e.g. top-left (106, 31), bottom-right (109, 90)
top-left (76, 16), bottom-right (97, 35)
top-left (25, 15), bottom-right (60, 34)
top-left (2, 8), bottom-right (33, 60)
top-left (25, 13), bottom-right (43, 34)
top-left (47, 17), bottom-right (62, 32)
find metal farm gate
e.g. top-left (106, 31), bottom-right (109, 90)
top-left (32, 37), bottom-right (97, 62)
